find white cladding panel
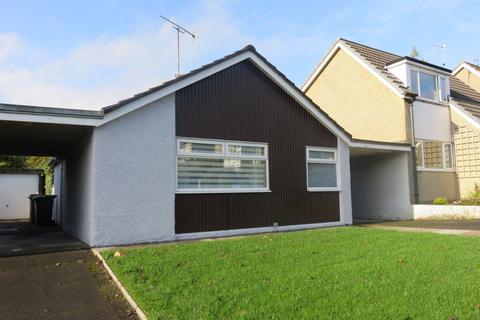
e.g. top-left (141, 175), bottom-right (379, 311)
top-left (387, 62), bottom-right (408, 86)
top-left (0, 174), bottom-right (39, 220)
top-left (413, 101), bottom-right (451, 142)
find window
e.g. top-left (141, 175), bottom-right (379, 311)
top-left (419, 72), bottom-right (437, 100)
top-left (415, 140), bottom-right (423, 167)
top-left (176, 139), bottom-right (269, 193)
top-left (409, 69), bottom-right (448, 102)
top-left (410, 70), bottom-right (419, 94)
top-left (306, 147), bottom-right (339, 191)
top-left (416, 140), bottom-right (453, 170)
top-left (439, 77), bottom-right (448, 102)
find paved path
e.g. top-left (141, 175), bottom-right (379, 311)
top-left (0, 250), bottom-right (137, 320)
top-left (358, 219), bottom-right (480, 236)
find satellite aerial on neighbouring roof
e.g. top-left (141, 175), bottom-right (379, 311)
top-left (432, 43), bottom-right (447, 66)
top-left (160, 15), bottom-right (196, 78)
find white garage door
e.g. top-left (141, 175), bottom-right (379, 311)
top-left (0, 173), bottom-right (40, 220)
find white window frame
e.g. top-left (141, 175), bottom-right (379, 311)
top-left (176, 137), bottom-right (270, 194)
top-left (438, 76), bottom-right (448, 102)
top-left (305, 146), bottom-right (341, 192)
top-left (415, 139), bottom-right (454, 172)
top-left (408, 67), bottom-right (448, 104)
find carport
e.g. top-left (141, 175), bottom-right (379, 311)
top-left (349, 140), bottom-right (414, 221)
top-left (0, 103), bottom-right (103, 255)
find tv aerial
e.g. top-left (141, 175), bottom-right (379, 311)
top-left (160, 15), bottom-right (196, 77)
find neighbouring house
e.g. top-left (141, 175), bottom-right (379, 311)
top-left (450, 62), bottom-right (480, 196)
top-left (303, 38), bottom-right (480, 219)
top-left (0, 45), bottom-right (411, 246)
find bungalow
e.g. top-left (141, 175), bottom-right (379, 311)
top-left (0, 45), bottom-right (409, 246)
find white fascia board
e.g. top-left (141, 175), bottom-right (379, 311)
top-left (301, 42), bottom-right (405, 99)
top-left (453, 62), bottom-right (480, 78)
top-left (393, 60), bottom-right (451, 76)
top-left (450, 100), bottom-right (480, 130)
top-left (0, 111), bottom-right (101, 126)
top-left (100, 52), bottom-right (253, 125)
top-left (350, 141), bottom-right (411, 152)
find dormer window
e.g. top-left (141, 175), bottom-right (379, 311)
top-left (409, 69), bottom-right (448, 103)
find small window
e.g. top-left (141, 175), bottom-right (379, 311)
top-left (410, 70), bottom-right (419, 93)
top-left (439, 77), bottom-right (448, 102)
top-left (416, 140), bottom-right (454, 171)
top-left (227, 144), bottom-right (265, 157)
top-left (306, 147), bottom-right (338, 191)
top-left (444, 143), bottom-right (453, 168)
top-left (179, 141), bottom-right (223, 156)
top-left (419, 72), bottom-right (437, 100)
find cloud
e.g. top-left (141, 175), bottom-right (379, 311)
top-left (0, 2), bottom-right (256, 110)
top-left (0, 33), bottom-right (22, 61)
top-left (0, 1), bottom-right (330, 110)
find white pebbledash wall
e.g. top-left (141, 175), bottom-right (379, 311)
top-left (92, 94), bottom-right (176, 246)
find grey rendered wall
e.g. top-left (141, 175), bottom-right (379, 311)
top-left (417, 171), bottom-right (459, 203)
top-left (60, 130), bottom-right (95, 244)
top-left (351, 152), bottom-right (413, 220)
top-left (92, 94), bottom-right (176, 246)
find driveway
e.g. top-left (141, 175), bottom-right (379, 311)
top-left (0, 250), bottom-right (137, 319)
top-left (0, 222), bottom-right (88, 257)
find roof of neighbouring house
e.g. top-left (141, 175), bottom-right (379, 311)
top-left (464, 61), bottom-right (480, 73)
top-left (337, 39), bottom-right (409, 94)
top-left (450, 76), bottom-right (480, 120)
top-left (304, 38), bottom-right (454, 97)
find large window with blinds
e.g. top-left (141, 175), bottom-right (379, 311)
top-left (176, 138), bottom-right (269, 193)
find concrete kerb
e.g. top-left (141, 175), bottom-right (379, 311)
top-left (92, 249), bottom-right (148, 320)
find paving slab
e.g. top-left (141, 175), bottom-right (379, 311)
top-left (0, 250), bottom-right (137, 320)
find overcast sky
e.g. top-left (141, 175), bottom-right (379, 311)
top-left (0, 0), bottom-right (479, 110)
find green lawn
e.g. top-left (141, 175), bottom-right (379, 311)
top-left (102, 227), bottom-right (480, 319)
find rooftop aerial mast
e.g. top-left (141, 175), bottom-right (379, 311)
top-left (160, 15), bottom-right (196, 78)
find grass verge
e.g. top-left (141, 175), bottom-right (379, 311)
top-left (102, 227), bottom-right (480, 319)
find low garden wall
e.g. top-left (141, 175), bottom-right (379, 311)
top-left (413, 204), bottom-right (480, 220)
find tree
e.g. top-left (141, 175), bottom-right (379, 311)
top-left (410, 46), bottom-right (420, 59)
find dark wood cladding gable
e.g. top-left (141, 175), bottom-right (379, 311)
top-left (175, 59), bottom-right (340, 234)
top-left (176, 60), bottom-right (337, 147)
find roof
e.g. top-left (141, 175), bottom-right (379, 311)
top-left (102, 45), bottom-right (255, 113)
top-left (450, 76), bottom-right (480, 120)
top-left (339, 38), bottom-right (408, 93)
top-left (304, 38), bottom-right (452, 97)
top-left (464, 61), bottom-right (480, 73)
top-left (386, 56), bottom-right (451, 73)
top-left (101, 44), bottom-right (354, 140)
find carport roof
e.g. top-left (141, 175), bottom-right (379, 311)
top-left (0, 103), bottom-right (102, 156)
top-left (0, 103), bottom-right (103, 119)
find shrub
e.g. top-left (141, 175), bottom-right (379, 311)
top-left (458, 184), bottom-right (480, 206)
top-left (433, 197), bottom-right (449, 205)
